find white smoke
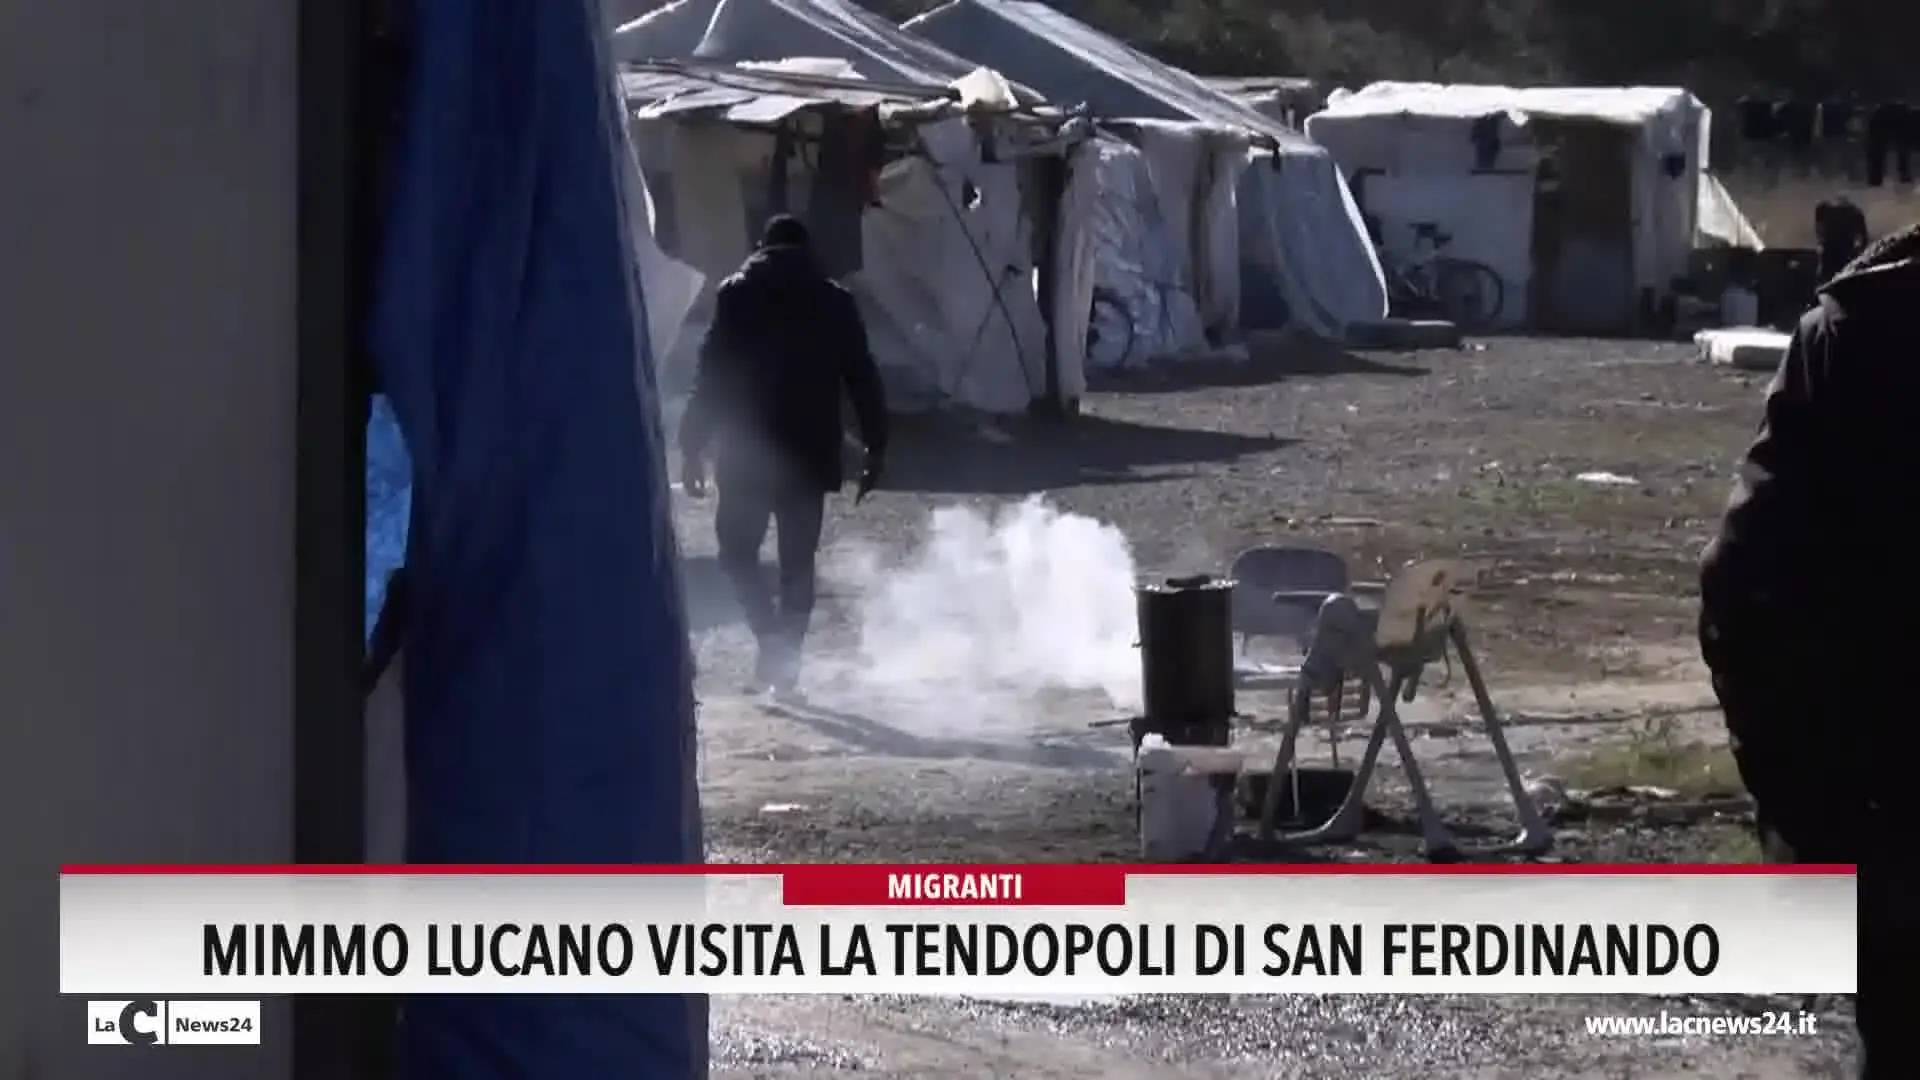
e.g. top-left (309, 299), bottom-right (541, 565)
top-left (819, 498), bottom-right (1141, 729)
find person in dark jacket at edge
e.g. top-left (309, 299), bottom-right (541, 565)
top-left (1698, 226), bottom-right (1920, 1078)
top-left (679, 215), bottom-right (888, 701)
top-left (1813, 196), bottom-right (1869, 285)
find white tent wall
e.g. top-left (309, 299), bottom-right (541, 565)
top-left (635, 110), bottom-right (1058, 415)
top-left (1307, 83), bottom-right (1710, 332)
top-left (1305, 106), bottom-right (1545, 328)
top-left (1236, 144), bottom-right (1387, 334)
top-left (1371, 169), bottom-right (1538, 326)
top-left (0, 3), bottom-right (297, 1079)
top-left (1050, 139), bottom-right (1103, 379)
top-left (1134, 123), bottom-right (1242, 344)
top-left (617, 0), bottom-right (1080, 412)
top-left (622, 0), bottom-right (1090, 409)
top-left (1697, 172), bottom-right (1765, 250)
top-left (856, 118), bottom-right (1052, 413)
top-left (900, 0), bottom-right (1389, 341)
top-left (1073, 138), bottom-right (1201, 370)
top-left (620, 125), bottom-right (708, 370)
top-left (1072, 125), bottom-right (1243, 371)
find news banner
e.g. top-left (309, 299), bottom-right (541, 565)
top-left (60, 863), bottom-right (1853, 998)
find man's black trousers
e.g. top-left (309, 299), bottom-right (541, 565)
top-left (714, 470), bottom-right (826, 685)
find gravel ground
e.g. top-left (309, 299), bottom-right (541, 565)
top-left (671, 336), bottom-right (1857, 1077)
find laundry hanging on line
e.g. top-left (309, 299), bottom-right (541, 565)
top-left (1865, 102), bottom-right (1915, 186)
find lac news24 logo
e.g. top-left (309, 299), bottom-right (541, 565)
top-left (87, 1000), bottom-right (261, 1046)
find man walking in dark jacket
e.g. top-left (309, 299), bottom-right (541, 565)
top-left (679, 215), bottom-right (888, 698)
top-left (1699, 225), bottom-right (1920, 1077)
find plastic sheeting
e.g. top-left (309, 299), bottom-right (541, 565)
top-left (365, 397), bottom-right (409, 634)
top-left (1697, 173), bottom-right (1765, 250)
top-left (852, 118), bottom-right (1051, 412)
top-left (1236, 148), bottom-right (1383, 335)
top-left (1072, 131), bottom-right (1246, 370)
top-left (613, 0), bottom-right (722, 62)
top-left (908, 0), bottom-right (1275, 135)
top-left (901, 0), bottom-right (1388, 340)
top-left (694, 0), bottom-right (1004, 89)
top-left (1132, 124), bottom-right (1239, 339)
top-left (1315, 82), bottom-right (1697, 128)
top-left (370, 2), bottom-right (705, 1080)
top-left (1077, 138), bottom-right (1202, 369)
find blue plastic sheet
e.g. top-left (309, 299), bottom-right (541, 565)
top-left (366, 395), bottom-right (408, 635)
top-left (368, 0), bottom-right (706, 1075)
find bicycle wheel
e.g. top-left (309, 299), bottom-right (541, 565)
top-left (1386, 267), bottom-right (1442, 320)
top-left (1433, 258), bottom-right (1506, 331)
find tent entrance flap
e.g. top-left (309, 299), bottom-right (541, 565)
top-left (1529, 118), bottom-right (1637, 334)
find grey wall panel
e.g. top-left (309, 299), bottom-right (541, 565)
top-left (0, 2), bottom-right (298, 1078)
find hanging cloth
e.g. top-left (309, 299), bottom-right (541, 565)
top-left (1469, 113), bottom-right (1502, 170)
top-left (370, 0), bottom-right (706, 1076)
top-left (807, 110), bottom-right (883, 277)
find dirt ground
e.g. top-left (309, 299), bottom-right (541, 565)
top-left (672, 335), bottom-right (1858, 1077)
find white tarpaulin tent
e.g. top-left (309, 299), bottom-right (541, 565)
top-left (1058, 121), bottom-right (1247, 371)
top-left (622, 55), bottom-right (1088, 415)
top-left (1306, 83), bottom-right (1735, 333)
top-left (623, 0), bottom-right (1244, 372)
top-left (1698, 171), bottom-right (1764, 251)
top-left (902, 0), bottom-right (1389, 342)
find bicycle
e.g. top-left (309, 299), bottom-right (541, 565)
top-left (1381, 222), bottom-right (1506, 332)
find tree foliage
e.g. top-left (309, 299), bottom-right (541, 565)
top-left (861, 0), bottom-right (1905, 99)
top-left (610, 0), bottom-right (1908, 102)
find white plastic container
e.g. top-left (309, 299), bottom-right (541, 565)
top-left (1136, 734), bottom-right (1243, 861)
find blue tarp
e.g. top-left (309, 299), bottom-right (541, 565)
top-left (368, 0), bottom-right (707, 1076)
top-left (366, 396), bottom-right (408, 633)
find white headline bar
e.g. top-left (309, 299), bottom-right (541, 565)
top-left (60, 871), bottom-right (1855, 995)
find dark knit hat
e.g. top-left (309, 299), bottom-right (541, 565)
top-left (760, 214), bottom-right (811, 249)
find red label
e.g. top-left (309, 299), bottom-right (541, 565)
top-left (781, 865), bottom-right (1129, 907)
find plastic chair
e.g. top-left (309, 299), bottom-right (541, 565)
top-left (1227, 546), bottom-right (1372, 764)
top-left (1256, 559), bottom-right (1552, 861)
top-left (1229, 546), bottom-right (1352, 650)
